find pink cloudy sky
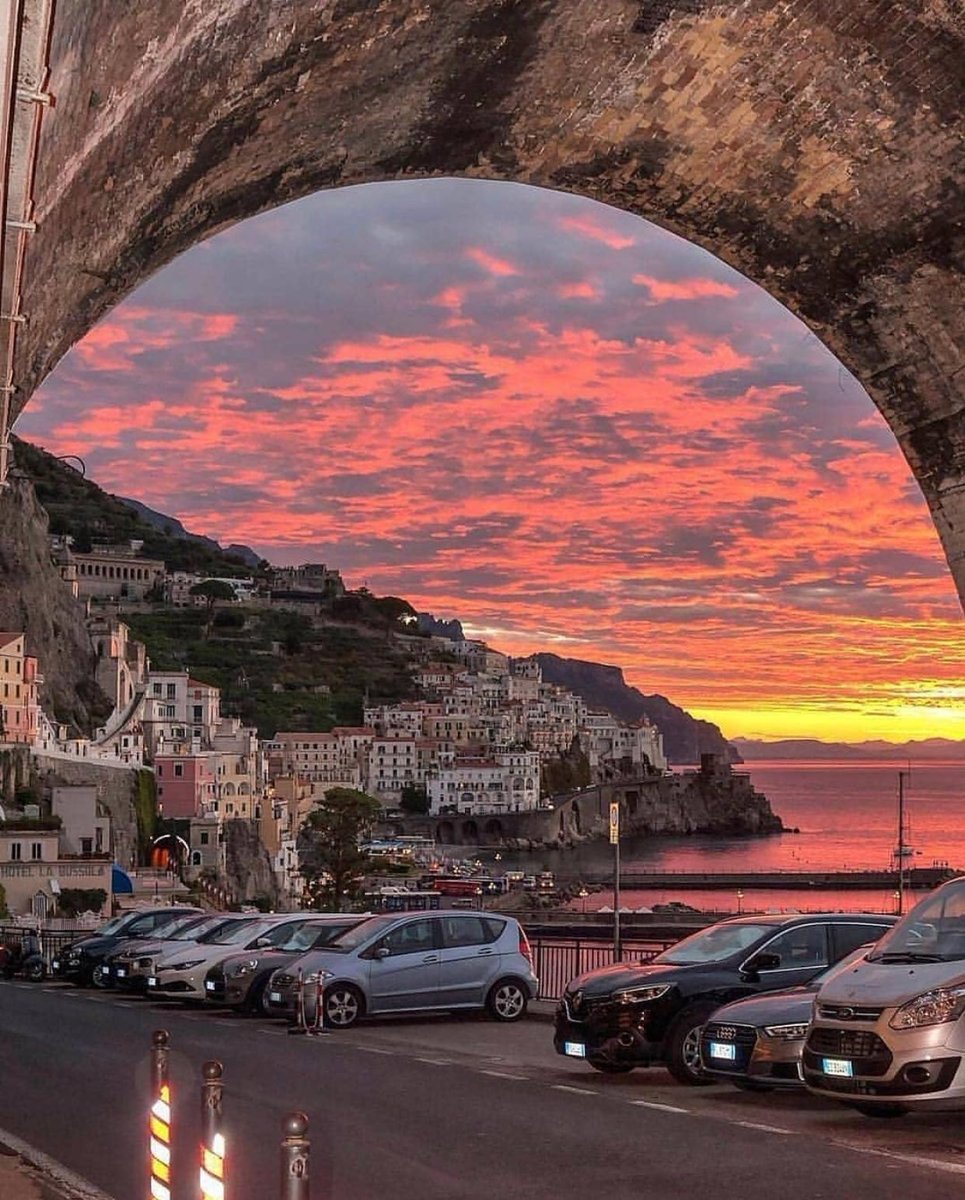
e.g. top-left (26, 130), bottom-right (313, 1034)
top-left (15, 179), bottom-right (965, 743)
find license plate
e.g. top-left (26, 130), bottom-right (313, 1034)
top-left (709, 1041), bottom-right (737, 1061)
top-left (98, 965), bottom-right (109, 976)
top-left (147, 977), bottom-right (157, 988)
top-left (822, 1058), bottom-right (854, 1077)
top-left (205, 981), bottom-right (216, 992)
top-left (116, 968), bottom-right (127, 978)
top-left (52, 960), bottom-right (59, 970)
top-left (270, 991), bottom-right (282, 1003)
top-left (563, 1041), bottom-right (586, 1058)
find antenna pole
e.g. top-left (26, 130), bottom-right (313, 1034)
top-left (897, 770), bottom-right (908, 916)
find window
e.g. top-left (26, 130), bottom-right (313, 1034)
top-left (832, 922), bottom-right (891, 959)
top-left (193, 705), bottom-right (203, 722)
top-left (166, 684), bottom-right (177, 699)
top-left (174, 764), bottom-right (183, 778)
top-left (757, 924), bottom-right (829, 971)
top-left (377, 919), bottom-right (436, 957)
top-left (200, 831), bottom-right (210, 846)
top-left (9, 843), bottom-right (21, 861)
top-left (440, 915), bottom-right (501, 948)
top-left (80, 839), bottom-right (92, 856)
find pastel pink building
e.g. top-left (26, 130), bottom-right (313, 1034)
top-left (0, 632), bottom-right (41, 744)
top-left (155, 752), bottom-right (217, 819)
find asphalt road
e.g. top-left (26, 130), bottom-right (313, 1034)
top-left (2, 981), bottom-right (965, 1200)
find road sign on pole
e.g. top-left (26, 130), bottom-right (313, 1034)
top-left (610, 803), bottom-right (622, 961)
top-left (609, 802), bottom-right (619, 845)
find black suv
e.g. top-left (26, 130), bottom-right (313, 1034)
top-left (554, 913), bottom-right (895, 1084)
top-left (53, 907), bottom-right (202, 986)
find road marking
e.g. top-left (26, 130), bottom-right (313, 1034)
top-left (833, 1142), bottom-right (965, 1177)
top-left (479, 1070), bottom-right (528, 1080)
top-left (415, 1056), bottom-right (452, 1066)
top-left (551, 1084), bottom-right (598, 1096)
top-left (0, 1123), bottom-right (119, 1200)
top-left (735, 1120), bottom-right (793, 1135)
top-left (259, 1028), bottom-right (286, 1036)
top-left (630, 1100), bottom-right (690, 1114)
top-left (356, 1047), bottom-right (396, 1056)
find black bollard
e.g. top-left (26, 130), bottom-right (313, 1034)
top-left (279, 1112), bottom-right (310, 1200)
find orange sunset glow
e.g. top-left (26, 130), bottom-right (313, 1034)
top-left (17, 179), bottom-right (965, 744)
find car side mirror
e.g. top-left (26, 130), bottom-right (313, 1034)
top-left (253, 937), bottom-right (273, 948)
top-left (374, 946), bottom-right (391, 959)
top-left (743, 951), bottom-right (781, 976)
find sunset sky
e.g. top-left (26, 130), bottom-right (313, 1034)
top-left (16, 178), bottom-right (965, 744)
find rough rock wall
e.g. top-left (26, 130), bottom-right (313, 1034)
top-left (0, 468), bottom-right (111, 734)
top-left (222, 819), bottom-right (280, 907)
top-left (8, 0), bottom-right (962, 600)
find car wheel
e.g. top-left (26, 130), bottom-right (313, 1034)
top-left (91, 966), bottom-right (111, 989)
top-left (851, 1103), bottom-right (909, 1119)
top-left (486, 979), bottom-right (529, 1022)
top-left (242, 976), bottom-right (269, 1016)
top-left (666, 1003), bottom-right (718, 1086)
top-left (24, 961), bottom-right (45, 983)
top-left (589, 1061), bottom-right (635, 1074)
top-left (323, 984), bottom-right (364, 1029)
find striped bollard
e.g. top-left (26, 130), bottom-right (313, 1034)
top-left (149, 1030), bottom-right (172, 1200)
top-left (280, 1113), bottom-right (310, 1200)
top-left (288, 968), bottom-right (306, 1036)
top-left (199, 1061), bottom-right (225, 1200)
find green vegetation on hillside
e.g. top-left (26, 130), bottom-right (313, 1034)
top-left (13, 437), bottom-right (258, 577)
top-left (124, 607), bottom-right (420, 738)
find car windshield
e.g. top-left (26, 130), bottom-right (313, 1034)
top-left (251, 921), bottom-right (303, 948)
top-left (157, 915), bottom-right (208, 939)
top-left (170, 916), bottom-right (227, 942)
top-left (271, 921), bottom-right (355, 952)
top-left (655, 922), bottom-right (775, 965)
top-left (210, 918), bottom-right (262, 945)
top-left (96, 915), bottom-right (128, 936)
top-left (867, 880), bottom-right (965, 962)
top-left (323, 915), bottom-right (399, 953)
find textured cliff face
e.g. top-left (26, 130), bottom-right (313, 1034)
top-left (222, 819), bottom-right (280, 907)
top-left (0, 469), bottom-right (111, 733)
top-left (536, 654), bottom-right (738, 764)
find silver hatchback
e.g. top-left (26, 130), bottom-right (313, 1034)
top-left (265, 910), bottom-right (538, 1027)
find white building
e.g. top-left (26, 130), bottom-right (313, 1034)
top-left (427, 749), bottom-right (540, 815)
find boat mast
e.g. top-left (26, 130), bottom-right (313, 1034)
top-left (897, 770), bottom-right (909, 915)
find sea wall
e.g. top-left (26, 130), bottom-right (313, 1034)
top-left (381, 761), bottom-right (784, 850)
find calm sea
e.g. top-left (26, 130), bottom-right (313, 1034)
top-left (477, 760), bottom-right (965, 915)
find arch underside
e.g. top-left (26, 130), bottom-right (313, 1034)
top-left (15, 0), bottom-right (964, 602)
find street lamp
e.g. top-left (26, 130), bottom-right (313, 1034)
top-left (578, 887), bottom-right (589, 915)
top-left (736, 889), bottom-right (744, 915)
top-left (893, 889), bottom-right (901, 915)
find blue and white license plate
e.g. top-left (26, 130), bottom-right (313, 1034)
top-left (205, 980), bottom-right (216, 992)
top-left (822, 1058), bottom-right (854, 1077)
top-left (52, 959), bottom-right (59, 971)
top-left (98, 965), bottom-right (109, 976)
top-left (709, 1041), bottom-right (737, 1061)
top-left (270, 991), bottom-right (282, 1003)
top-left (116, 968), bottom-right (127, 978)
top-left (147, 976), bottom-right (157, 988)
top-left (563, 1041), bottom-right (587, 1058)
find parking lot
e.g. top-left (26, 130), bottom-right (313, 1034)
top-left (3, 977), bottom-right (965, 1199)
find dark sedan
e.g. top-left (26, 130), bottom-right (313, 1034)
top-left (52, 906), bottom-right (203, 986)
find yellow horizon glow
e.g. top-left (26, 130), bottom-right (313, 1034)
top-left (691, 703), bottom-right (965, 745)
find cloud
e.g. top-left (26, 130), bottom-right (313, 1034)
top-left (17, 179), bottom-right (963, 743)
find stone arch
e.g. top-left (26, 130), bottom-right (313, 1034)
top-left (9, 2), bottom-right (962, 602)
top-left (436, 820), bottom-right (455, 846)
top-left (461, 819), bottom-right (480, 844)
top-left (484, 818), bottom-right (504, 842)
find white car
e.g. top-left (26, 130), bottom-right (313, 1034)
top-left (147, 914), bottom-right (306, 1000)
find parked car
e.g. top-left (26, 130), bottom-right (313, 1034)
top-left (804, 876), bottom-right (965, 1117)
top-left (52, 907), bottom-right (203, 986)
top-left (148, 914), bottom-right (308, 1001)
top-left (264, 910), bottom-right (538, 1028)
top-left (101, 913), bottom-right (241, 991)
top-left (554, 912), bottom-right (896, 1084)
top-left (700, 934), bottom-right (895, 1089)
top-left (204, 914), bottom-right (365, 1014)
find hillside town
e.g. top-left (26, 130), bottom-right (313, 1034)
top-left (0, 537), bottom-right (668, 918)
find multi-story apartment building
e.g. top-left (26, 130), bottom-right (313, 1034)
top-left (142, 671), bottom-right (221, 759)
top-left (155, 750), bottom-right (218, 819)
top-left (0, 825), bottom-right (111, 918)
top-left (0, 632), bottom-right (40, 745)
top-left (267, 728), bottom-right (373, 799)
top-left (582, 711), bottom-right (667, 774)
top-left (427, 749), bottom-right (541, 816)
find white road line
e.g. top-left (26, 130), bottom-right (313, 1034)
top-left (414, 1056), bottom-right (452, 1066)
top-left (0, 1123), bottom-right (119, 1200)
top-left (630, 1100), bottom-right (690, 1114)
top-left (479, 1070), bottom-right (528, 1080)
top-left (258, 1028), bottom-right (286, 1036)
top-left (551, 1084), bottom-right (598, 1095)
top-left (735, 1121), bottom-right (794, 1135)
top-left (356, 1047), bottom-right (396, 1056)
top-left (834, 1142), bottom-right (965, 1177)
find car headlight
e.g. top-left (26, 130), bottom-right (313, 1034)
top-left (167, 959), bottom-right (205, 971)
top-left (612, 984), bottom-right (673, 1004)
top-left (890, 985), bottom-right (965, 1029)
top-left (763, 1022), bottom-right (810, 1041)
top-left (230, 959), bottom-right (260, 977)
top-left (305, 970), bottom-right (333, 985)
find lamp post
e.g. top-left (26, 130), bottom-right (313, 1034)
top-left (578, 887), bottom-right (589, 915)
top-left (893, 889), bottom-right (901, 915)
top-left (736, 889), bottom-right (744, 915)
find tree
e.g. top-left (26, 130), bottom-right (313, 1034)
top-left (189, 579), bottom-right (237, 637)
top-left (298, 787), bottom-right (382, 911)
top-left (400, 784), bottom-right (429, 815)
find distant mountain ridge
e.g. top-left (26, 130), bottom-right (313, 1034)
top-left (733, 737), bottom-right (965, 760)
top-left (535, 653), bottom-right (738, 765)
top-left (118, 497), bottom-right (263, 569)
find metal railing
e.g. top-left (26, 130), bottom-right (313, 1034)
top-left (530, 936), bottom-right (676, 1001)
top-left (0, 925), bottom-right (81, 967)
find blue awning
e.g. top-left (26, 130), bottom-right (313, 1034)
top-left (111, 864), bottom-right (134, 895)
